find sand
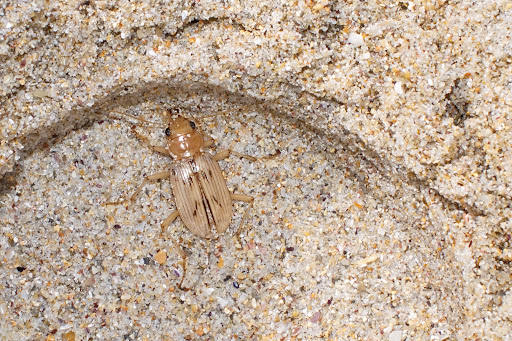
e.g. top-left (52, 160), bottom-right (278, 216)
top-left (1, 1), bottom-right (511, 340)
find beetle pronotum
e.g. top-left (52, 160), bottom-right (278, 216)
top-left (107, 108), bottom-right (258, 288)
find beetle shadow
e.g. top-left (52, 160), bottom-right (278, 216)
top-left (0, 81), bottom-right (260, 196)
top-left (0, 78), bottom-right (481, 218)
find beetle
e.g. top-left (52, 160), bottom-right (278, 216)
top-left (107, 108), bottom-right (257, 288)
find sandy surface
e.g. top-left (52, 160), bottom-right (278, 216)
top-left (1, 0), bottom-right (512, 340)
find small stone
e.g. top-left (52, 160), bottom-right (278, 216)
top-left (154, 250), bottom-right (167, 264)
top-left (33, 89), bottom-right (49, 98)
top-left (310, 311), bottom-right (322, 323)
top-left (62, 331), bottom-right (75, 341)
top-left (389, 330), bottom-right (402, 341)
top-left (312, 3), bottom-right (325, 10)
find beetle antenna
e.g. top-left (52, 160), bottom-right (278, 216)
top-left (199, 108), bottom-right (233, 119)
top-left (110, 110), bottom-right (166, 128)
top-left (171, 107), bottom-right (205, 129)
top-left (166, 108), bottom-right (185, 121)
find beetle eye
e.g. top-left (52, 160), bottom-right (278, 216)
top-left (189, 121), bottom-right (196, 129)
top-left (165, 127), bottom-right (171, 136)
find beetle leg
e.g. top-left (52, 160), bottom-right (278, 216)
top-left (203, 135), bottom-right (215, 148)
top-left (106, 171), bottom-right (170, 205)
top-left (161, 210), bottom-right (180, 229)
top-left (159, 210), bottom-right (190, 289)
top-left (170, 238), bottom-right (188, 290)
top-left (161, 211), bottom-right (196, 290)
top-left (214, 149), bottom-right (257, 162)
top-left (130, 126), bottom-right (170, 156)
top-left (230, 193), bottom-right (255, 240)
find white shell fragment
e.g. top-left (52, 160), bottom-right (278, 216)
top-left (394, 81), bottom-right (404, 94)
top-left (348, 33), bottom-right (365, 47)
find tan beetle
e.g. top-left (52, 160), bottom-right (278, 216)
top-left (107, 108), bottom-right (259, 288)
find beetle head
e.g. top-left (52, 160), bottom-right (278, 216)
top-left (167, 116), bottom-right (197, 137)
top-left (166, 114), bottom-right (204, 159)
